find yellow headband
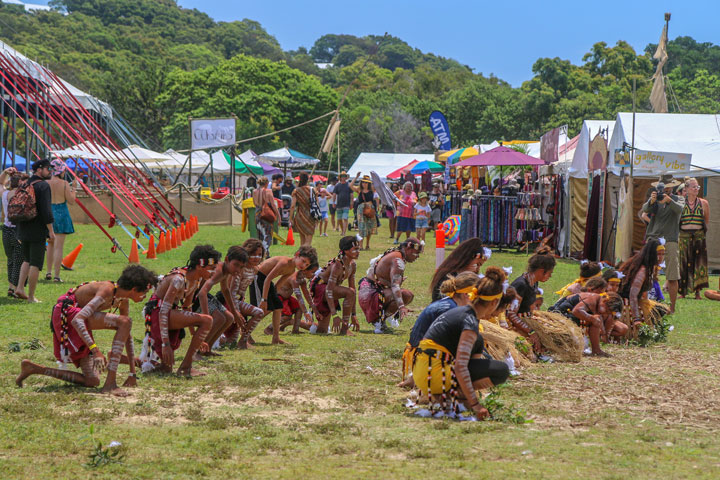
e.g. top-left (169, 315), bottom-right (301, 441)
top-left (447, 285), bottom-right (476, 298)
top-left (467, 287), bottom-right (503, 302)
top-left (608, 277), bottom-right (621, 283)
top-left (657, 245), bottom-right (666, 252)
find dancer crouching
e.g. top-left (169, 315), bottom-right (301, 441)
top-left (412, 267), bottom-right (511, 419)
top-left (550, 292), bottom-right (628, 356)
top-left (139, 245), bottom-right (219, 376)
top-left (17, 265), bottom-right (158, 396)
top-left (359, 238), bottom-right (422, 333)
top-left (254, 246), bottom-right (318, 345)
top-left (276, 259), bottom-right (318, 333)
top-left (310, 236), bottom-right (361, 335)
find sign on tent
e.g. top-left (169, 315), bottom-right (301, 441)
top-left (190, 118), bottom-right (236, 150)
top-left (633, 149), bottom-right (691, 173)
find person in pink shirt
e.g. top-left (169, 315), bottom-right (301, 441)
top-left (394, 181), bottom-right (417, 244)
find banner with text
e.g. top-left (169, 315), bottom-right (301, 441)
top-left (540, 126), bottom-right (562, 164)
top-left (428, 111), bottom-right (452, 152)
top-left (190, 118), bottom-right (236, 150)
top-left (632, 149), bottom-right (692, 173)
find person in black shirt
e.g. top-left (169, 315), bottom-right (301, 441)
top-left (506, 246), bottom-right (556, 354)
top-left (271, 174), bottom-right (284, 199)
top-left (332, 171), bottom-right (358, 235)
top-left (413, 267), bottom-right (511, 419)
top-left (281, 176), bottom-right (296, 196)
top-left (14, 158), bottom-right (54, 303)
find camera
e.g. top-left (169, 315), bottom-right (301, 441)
top-left (655, 183), bottom-right (665, 202)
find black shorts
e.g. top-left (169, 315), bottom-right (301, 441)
top-left (20, 240), bottom-right (46, 269)
top-left (329, 205), bottom-right (336, 215)
top-left (250, 270), bottom-right (283, 311)
top-left (468, 357), bottom-right (510, 386)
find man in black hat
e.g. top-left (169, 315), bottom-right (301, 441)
top-left (641, 173), bottom-right (684, 314)
top-left (14, 158), bottom-right (54, 303)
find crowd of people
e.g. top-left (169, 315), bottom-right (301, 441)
top-left (4, 162), bottom-right (720, 421)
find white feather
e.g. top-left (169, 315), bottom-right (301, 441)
top-left (483, 247), bottom-right (492, 260)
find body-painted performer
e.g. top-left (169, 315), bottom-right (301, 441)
top-left (429, 238), bottom-right (491, 302)
top-left (254, 246), bottom-right (318, 344)
top-left (139, 245), bottom-right (219, 376)
top-left (217, 239), bottom-right (265, 349)
top-left (412, 267), bottom-right (511, 418)
top-left (277, 260), bottom-right (318, 333)
top-left (400, 271), bottom-right (478, 388)
top-left (309, 236), bottom-right (361, 335)
top-left (359, 238), bottom-right (422, 333)
top-left (618, 238), bottom-right (667, 330)
top-left (195, 246), bottom-right (253, 354)
top-left (549, 292), bottom-right (628, 357)
top-left (602, 268), bottom-right (624, 294)
top-left (505, 246), bottom-right (556, 356)
top-left (16, 265), bottom-right (158, 396)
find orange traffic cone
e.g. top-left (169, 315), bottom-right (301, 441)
top-left (170, 228), bottom-right (177, 249)
top-left (176, 227), bottom-right (183, 247)
top-left (193, 215), bottom-right (198, 234)
top-left (178, 223), bottom-right (185, 242)
top-left (146, 235), bottom-right (157, 259)
top-left (286, 227), bottom-right (295, 246)
top-left (128, 238), bottom-right (140, 263)
top-left (165, 230), bottom-right (172, 251)
top-left (61, 243), bottom-right (83, 270)
top-left (157, 232), bottom-right (166, 254)
top-left (184, 221), bottom-right (191, 239)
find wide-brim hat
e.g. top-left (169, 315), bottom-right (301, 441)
top-left (463, 184), bottom-right (473, 191)
top-left (339, 171), bottom-right (348, 178)
top-left (50, 158), bottom-right (66, 176)
top-left (418, 191), bottom-right (428, 199)
top-left (360, 175), bottom-right (372, 184)
top-left (651, 173), bottom-right (681, 188)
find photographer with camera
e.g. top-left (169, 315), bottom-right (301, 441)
top-left (641, 174), bottom-right (684, 314)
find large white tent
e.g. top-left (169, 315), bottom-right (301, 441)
top-left (348, 152), bottom-right (435, 179)
top-left (607, 113), bottom-right (720, 177)
top-left (569, 120), bottom-right (616, 178)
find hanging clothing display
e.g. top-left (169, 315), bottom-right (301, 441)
top-left (582, 174), bottom-right (602, 260)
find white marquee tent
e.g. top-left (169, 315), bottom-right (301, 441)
top-left (348, 152), bottom-right (436, 179)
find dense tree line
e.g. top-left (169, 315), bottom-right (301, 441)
top-left (1, 0), bottom-right (718, 170)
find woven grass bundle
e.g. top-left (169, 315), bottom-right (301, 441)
top-left (479, 320), bottom-right (534, 368)
top-left (525, 311), bottom-right (584, 363)
top-left (640, 299), bottom-right (670, 326)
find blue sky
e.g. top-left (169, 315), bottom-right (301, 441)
top-left (29, 0), bottom-right (720, 86)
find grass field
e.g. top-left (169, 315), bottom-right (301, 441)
top-left (1, 224), bottom-right (720, 479)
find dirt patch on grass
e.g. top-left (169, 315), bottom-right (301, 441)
top-left (516, 343), bottom-right (720, 430)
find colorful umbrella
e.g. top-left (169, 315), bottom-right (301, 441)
top-left (256, 147), bottom-right (319, 168)
top-left (442, 215), bottom-right (461, 245)
top-left (386, 159), bottom-right (419, 180)
top-left (410, 160), bottom-right (444, 175)
top-left (454, 146), bottom-right (544, 167)
top-left (295, 174), bottom-right (327, 183)
top-left (438, 147), bottom-right (479, 164)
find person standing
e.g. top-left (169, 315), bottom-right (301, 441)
top-left (428, 180), bottom-right (445, 229)
top-left (327, 176), bottom-right (338, 232)
top-left (315, 180), bottom-right (330, 237)
top-left (394, 181), bottom-right (417, 244)
top-left (333, 171), bottom-right (358, 235)
top-left (386, 182), bottom-right (399, 239)
top-left (678, 177), bottom-right (710, 299)
top-left (289, 172), bottom-right (316, 247)
top-left (1, 167), bottom-right (25, 297)
top-left (271, 174), bottom-right (284, 199)
top-left (641, 175), bottom-right (684, 314)
top-left (353, 176), bottom-right (377, 250)
top-left (252, 177), bottom-right (279, 259)
top-left (14, 159), bottom-right (55, 303)
top-left (45, 159), bottom-right (76, 283)
top-left (281, 175), bottom-right (296, 196)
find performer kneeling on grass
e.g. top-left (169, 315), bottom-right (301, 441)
top-left (254, 246), bottom-right (318, 345)
top-left (506, 246), bottom-right (556, 359)
top-left (359, 238), bottom-right (422, 333)
top-left (400, 271), bottom-right (478, 388)
top-left (556, 261), bottom-right (602, 297)
top-left (602, 268), bottom-right (624, 294)
top-left (412, 267), bottom-right (511, 419)
top-left (618, 238), bottom-right (668, 330)
top-left (194, 246), bottom-right (252, 355)
top-left (218, 239), bottom-right (265, 349)
top-left (17, 265), bottom-right (158, 396)
top-left (310, 235), bottom-right (361, 335)
top-left (277, 259), bottom-right (318, 333)
top-left (550, 292), bottom-right (628, 357)
top-left (139, 245), bottom-right (219, 377)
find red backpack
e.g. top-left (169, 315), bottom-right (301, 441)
top-left (7, 180), bottom-right (40, 224)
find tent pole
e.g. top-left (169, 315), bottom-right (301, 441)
top-left (631, 78), bottom-right (636, 177)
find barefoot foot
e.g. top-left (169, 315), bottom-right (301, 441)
top-left (100, 385), bottom-right (130, 397)
top-left (177, 367), bottom-right (206, 377)
top-left (16, 359), bottom-right (38, 387)
top-left (271, 338), bottom-right (288, 345)
top-left (263, 326), bottom-right (274, 335)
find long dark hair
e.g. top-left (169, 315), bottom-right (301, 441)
top-left (430, 238), bottom-right (485, 294)
top-left (618, 238), bottom-right (660, 297)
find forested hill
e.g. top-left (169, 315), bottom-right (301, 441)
top-left (1, 0), bottom-right (719, 169)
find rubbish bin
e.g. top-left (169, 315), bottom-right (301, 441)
top-left (242, 197), bottom-right (257, 237)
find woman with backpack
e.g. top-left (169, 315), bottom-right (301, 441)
top-left (45, 159), bottom-right (76, 283)
top-left (1, 167), bottom-right (27, 297)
